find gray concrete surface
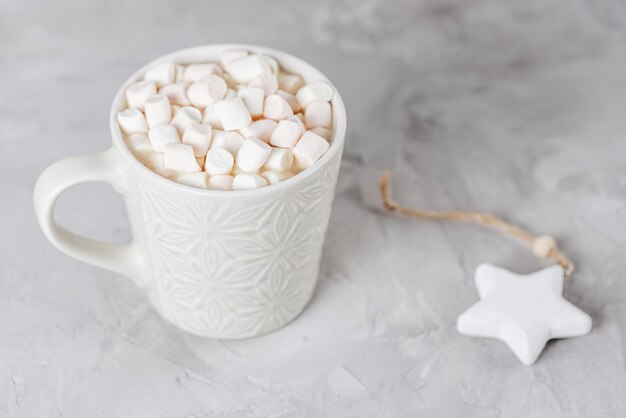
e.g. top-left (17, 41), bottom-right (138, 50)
top-left (2, 0), bottom-right (626, 416)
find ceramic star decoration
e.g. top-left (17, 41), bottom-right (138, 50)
top-left (457, 263), bottom-right (592, 365)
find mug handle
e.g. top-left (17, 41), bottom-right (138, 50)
top-left (33, 148), bottom-right (144, 285)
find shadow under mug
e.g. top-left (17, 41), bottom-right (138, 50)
top-left (33, 44), bottom-right (347, 339)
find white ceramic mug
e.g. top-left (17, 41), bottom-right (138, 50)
top-left (33, 45), bottom-right (346, 339)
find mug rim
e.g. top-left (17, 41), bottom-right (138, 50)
top-left (109, 43), bottom-right (347, 196)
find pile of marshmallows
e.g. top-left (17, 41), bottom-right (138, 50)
top-left (117, 49), bottom-right (334, 190)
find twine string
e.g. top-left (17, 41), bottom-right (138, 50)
top-left (378, 171), bottom-right (574, 277)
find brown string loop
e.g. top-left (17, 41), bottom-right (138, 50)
top-left (379, 171), bottom-right (574, 277)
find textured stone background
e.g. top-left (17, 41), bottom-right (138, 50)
top-left (2, 0), bottom-right (626, 416)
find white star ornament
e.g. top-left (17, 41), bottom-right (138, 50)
top-left (457, 263), bottom-right (592, 365)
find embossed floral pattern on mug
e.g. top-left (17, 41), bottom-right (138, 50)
top-left (139, 151), bottom-right (341, 337)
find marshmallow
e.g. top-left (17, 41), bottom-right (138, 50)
top-left (232, 173), bottom-right (268, 190)
top-left (202, 105), bottom-right (223, 129)
top-left (310, 126), bottom-right (333, 141)
top-left (277, 72), bottom-right (304, 95)
top-left (144, 95), bottom-right (172, 128)
top-left (182, 124), bottom-right (212, 157)
top-left (225, 88), bottom-right (237, 99)
top-left (175, 64), bottom-right (186, 82)
top-left (237, 87), bottom-right (265, 117)
top-left (305, 101), bottom-right (332, 129)
top-left (263, 148), bottom-right (293, 172)
top-left (263, 94), bottom-right (294, 121)
top-left (164, 143), bottom-right (201, 173)
top-left (124, 132), bottom-right (151, 150)
top-left (248, 73), bottom-right (278, 96)
top-left (210, 130), bottom-right (245, 156)
top-left (170, 106), bottom-right (202, 135)
top-left (239, 119), bottom-right (277, 143)
top-left (213, 97), bottom-right (252, 131)
top-left (148, 124), bottom-right (180, 152)
top-left (175, 172), bottom-right (209, 188)
top-left (144, 62), bottom-right (175, 87)
top-left (276, 90), bottom-right (301, 113)
top-left (124, 133), bottom-right (153, 161)
top-left (293, 131), bottom-right (330, 167)
top-left (146, 153), bottom-right (175, 178)
top-left (126, 81), bottom-right (157, 110)
top-left (202, 173), bottom-right (233, 190)
top-left (184, 63), bottom-right (223, 82)
top-left (262, 170), bottom-right (292, 185)
top-left (208, 174), bottom-right (234, 190)
top-left (223, 54), bottom-right (271, 83)
top-left (219, 49), bottom-right (249, 66)
top-left (205, 148), bottom-right (235, 175)
top-left (236, 137), bottom-right (271, 172)
top-left (296, 82), bottom-right (334, 109)
top-left (117, 108), bottom-right (148, 134)
top-left (187, 75), bottom-right (228, 109)
top-left (171, 105), bottom-right (181, 116)
top-left (269, 120), bottom-right (303, 148)
top-left (159, 82), bottom-right (190, 106)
